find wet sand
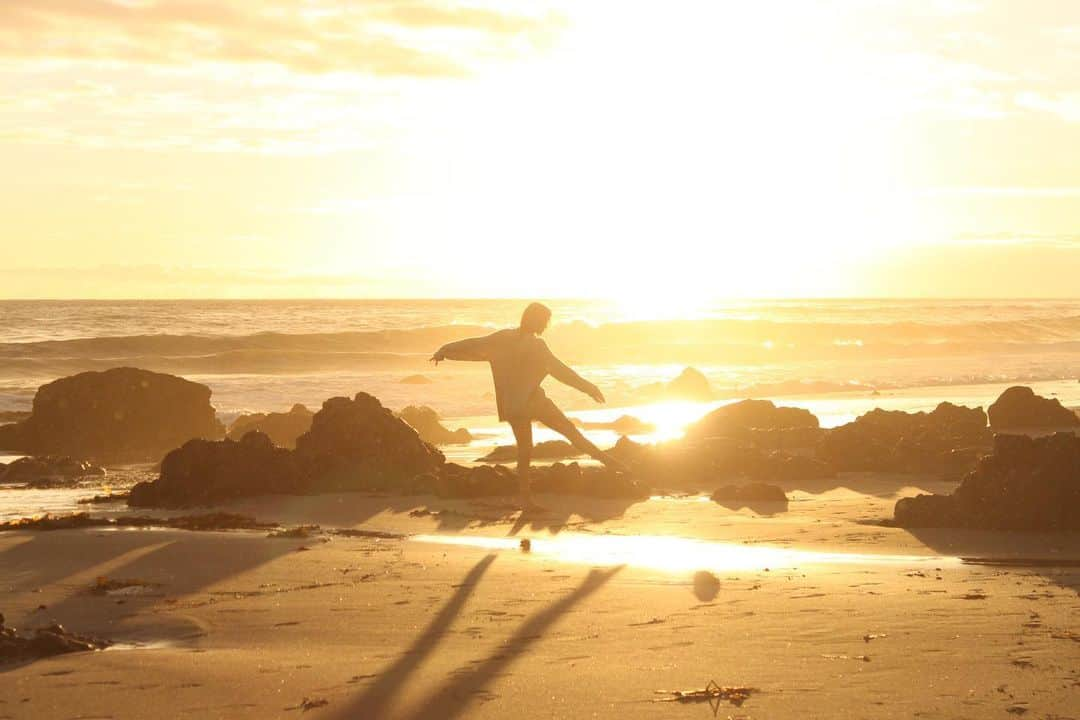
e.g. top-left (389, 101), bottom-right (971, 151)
top-left (2, 476), bottom-right (1078, 719)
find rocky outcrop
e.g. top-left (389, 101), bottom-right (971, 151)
top-left (0, 368), bottom-right (224, 462)
top-left (581, 415), bottom-right (656, 435)
top-left (477, 440), bottom-right (581, 463)
top-left (295, 393), bottom-right (444, 491)
top-left (412, 461), bottom-right (647, 499)
top-left (398, 406), bottom-right (472, 445)
top-left (711, 482), bottom-right (787, 503)
top-left (1, 617), bottom-right (110, 662)
top-left (638, 367), bottom-right (714, 402)
top-left (128, 431), bottom-right (301, 508)
top-left (227, 404), bottom-right (313, 449)
top-left (987, 386), bottom-right (1080, 430)
top-left (130, 393), bottom-right (446, 506)
top-left (0, 456), bottom-right (106, 488)
top-left (892, 432), bottom-right (1080, 531)
top-left (746, 452), bottom-right (834, 483)
top-left (817, 402), bottom-right (990, 476)
top-left (684, 399), bottom-right (819, 441)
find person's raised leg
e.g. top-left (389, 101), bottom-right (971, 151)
top-left (535, 401), bottom-right (631, 473)
top-left (509, 419), bottom-right (541, 511)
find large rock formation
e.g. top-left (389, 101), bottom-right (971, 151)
top-left (130, 392), bottom-right (446, 507)
top-left (295, 393), bottom-right (445, 490)
top-left (129, 431), bottom-right (301, 508)
top-left (987, 386), bottom-right (1080, 430)
top-left (892, 432), bottom-right (1080, 531)
top-left (0, 368), bottom-right (224, 463)
top-left (580, 415), bottom-right (656, 435)
top-left (0, 456), bottom-right (105, 487)
top-left (477, 440), bottom-right (581, 463)
top-left (817, 402), bottom-right (990, 476)
top-left (227, 404), bottom-right (313, 449)
top-left (412, 461), bottom-right (647, 499)
top-left (398, 406), bottom-right (472, 445)
top-left (638, 367), bottom-right (715, 402)
top-left (684, 399), bottom-right (819, 441)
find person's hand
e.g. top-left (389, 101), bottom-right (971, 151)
top-left (587, 384), bottom-right (605, 404)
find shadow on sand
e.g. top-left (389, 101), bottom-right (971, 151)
top-left (332, 556), bottom-right (622, 720)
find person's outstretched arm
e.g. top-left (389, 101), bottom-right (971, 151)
top-left (544, 344), bottom-right (605, 402)
top-left (431, 333), bottom-right (494, 364)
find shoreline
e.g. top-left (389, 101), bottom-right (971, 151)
top-left (3, 482), bottom-right (1078, 719)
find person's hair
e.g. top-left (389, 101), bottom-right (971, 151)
top-left (519, 302), bottom-right (552, 335)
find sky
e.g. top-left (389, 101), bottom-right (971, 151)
top-left (2, 0), bottom-right (1079, 300)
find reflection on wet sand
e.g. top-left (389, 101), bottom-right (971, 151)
top-left (413, 533), bottom-right (961, 573)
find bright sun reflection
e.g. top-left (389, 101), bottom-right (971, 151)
top-left (413, 533), bottom-right (958, 574)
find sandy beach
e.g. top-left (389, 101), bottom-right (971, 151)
top-left (3, 474), bottom-right (1077, 719)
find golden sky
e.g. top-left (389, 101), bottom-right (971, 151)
top-left (2, 0), bottom-right (1079, 299)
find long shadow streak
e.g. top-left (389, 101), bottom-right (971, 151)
top-left (397, 565), bottom-right (624, 720)
top-left (334, 553), bottom-right (497, 720)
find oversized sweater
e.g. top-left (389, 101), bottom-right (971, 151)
top-left (436, 328), bottom-right (593, 421)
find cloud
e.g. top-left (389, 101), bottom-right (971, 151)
top-left (0, 0), bottom-right (560, 76)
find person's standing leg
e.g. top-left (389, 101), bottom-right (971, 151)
top-left (534, 400), bottom-right (630, 473)
top-left (509, 419), bottom-right (535, 507)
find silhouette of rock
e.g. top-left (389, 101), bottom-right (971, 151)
top-left (129, 431), bottom-right (301, 507)
top-left (818, 402), bottom-right (990, 475)
top-left (295, 392), bottom-right (444, 492)
top-left (893, 432), bottom-right (1080, 530)
top-left (227, 404), bottom-right (313, 449)
top-left (987, 386), bottom-right (1080, 430)
top-left (0, 367), bottom-right (224, 462)
top-left (398, 405), bottom-right (472, 445)
top-left (581, 414), bottom-right (656, 434)
top-left (637, 367), bottom-right (714, 402)
top-left (420, 461), bottom-right (647, 499)
top-left (711, 482), bottom-right (788, 503)
top-left (477, 440), bottom-right (581, 463)
top-left (685, 399), bottom-right (819, 441)
top-left (0, 456), bottom-right (106, 487)
top-left (399, 374), bottom-right (434, 384)
top-left (0, 410), bottom-right (30, 424)
top-left (1, 619), bottom-right (111, 662)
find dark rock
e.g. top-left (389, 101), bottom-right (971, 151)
top-left (0, 512), bottom-right (275, 532)
top-left (891, 432), bottom-right (1080, 530)
top-left (685, 399), bottom-right (819, 441)
top-left (295, 393), bottom-right (444, 491)
top-left (477, 440), bottom-right (581, 463)
top-left (743, 426), bottom-right (826, 451)
top-left (0, 367), bottom-right (224, 462)
top-left (665, 367), bottom-right (714, 400)
top-left (129, 431), bottom-right (300, 507)
top-left (398, 406), bottom-right (472, 445)
top-left (987, 386), bottom-right (1080, 430)
top-left (818, 402), bottom-right (990, 475)
top-left (0, 456), bottom-right (106, 486)
top-left (426, 461), bottom-right (648, 499)
top-left (1, 617), bottom-right (110, 662)
top-left (637, 367), bottom-right (714, 402)
top-left (581, 414), bottom-right (656, 434)
top-left (711, 483), bottom-right (788, 503)
top-left (227, 404), bottom-right (313, 449)
top-left (0, 410), bottom-right (31, 423)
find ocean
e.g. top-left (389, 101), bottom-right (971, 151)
top-left (2, 298), bottom-right (1078, 519)
top-left (1, 298), bottom-right (1078, 430)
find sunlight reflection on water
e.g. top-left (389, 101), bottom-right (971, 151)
top-left (413, 533), bottom-right (959, 573)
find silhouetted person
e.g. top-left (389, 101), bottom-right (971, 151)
top-left (431, 302), bottom-right (628, 510)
